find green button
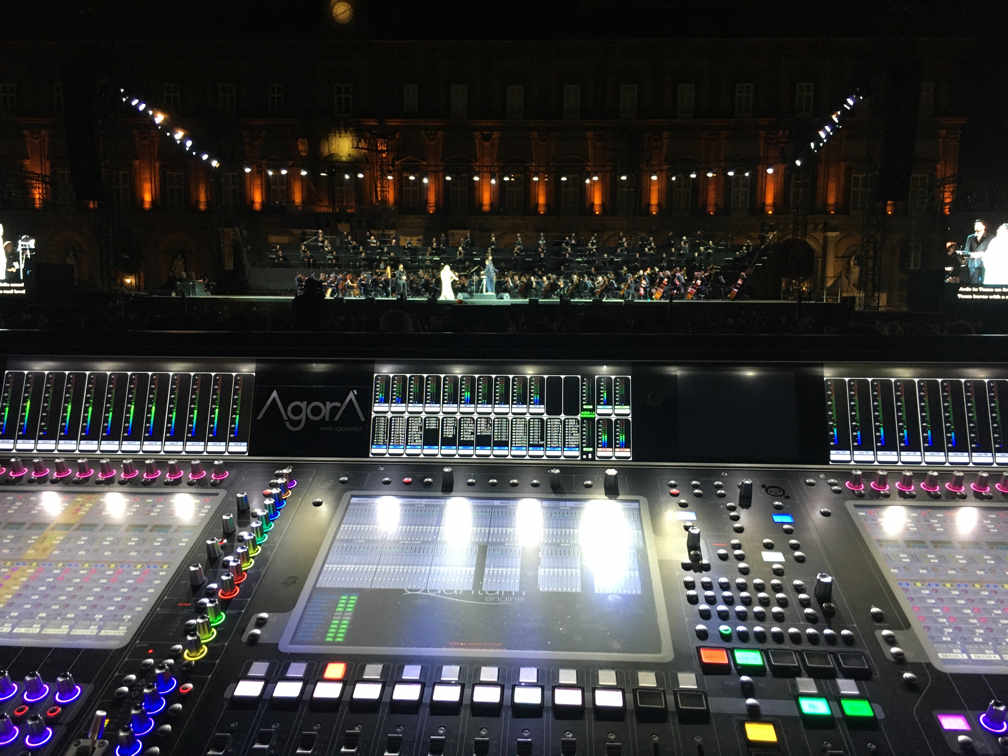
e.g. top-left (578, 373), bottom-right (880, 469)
top-left (718, 625), bottom-right (733, 640)
top-left (840, 698), bottom-right (874, 718)
top-left (797, 696), bottom-right (832, 716)
top-left (733, 649), bottom-right (764, 668)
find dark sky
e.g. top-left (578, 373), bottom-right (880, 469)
top-left (5, 0), bottom-right (964, 39)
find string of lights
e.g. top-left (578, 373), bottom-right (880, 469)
top-left (118, 86), bottom-right (864, 183)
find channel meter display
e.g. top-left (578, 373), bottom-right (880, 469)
top-left (371, 368), bottom-right (631, 460)
top-left (0, 368), bottom-right (253, 454)
top-left (827, 375), bottom-right (1004, 465)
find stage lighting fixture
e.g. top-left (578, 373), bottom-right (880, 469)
top-left (727, 170), bottom-right (734, 177)
top-left (794, 159), bottom-right (801, 167)
top-left (267, 169), bottom-right (274, 176)
top-left (184, 139), bottom-right (192, 149)
top-left (689, 172), bottom-right (697, 179)
top-left (386, 174), bottom-right (394, 180)
top-left (210, 159), bottom-right (220, 168)
top-left (422, 177), bottom-right (429, 184)
top-left (766, 167), bottom-right (774, 174)
top-left (356, 172), bottom-right (364, 178)
top-left (473, 175), bottom-right (480, 182)
top-left (560, 176), bottom-right (567, 182)
top-left (490, 178), bottom-right (496, 184)
top-left (706, 171), bottom-right (714, 178)
top-left (243, 167), bottom-right (252, 174)
top-left (592, 175), bottom-right (599, 181)
top-left (201, 153), bottom-right (209, 161)
top-left (408, 174), bottom-right (415, 181)
top-left (130, 98), bottom-right (139, 106)
top-left (531, 175), bottom-right (539, 182)
top-left (445, 175), bottom-right (453, 181)
top-left (619, 175), bottom-right (627, 181)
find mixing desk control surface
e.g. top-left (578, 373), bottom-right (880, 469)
top-left (0, 350), bottom-right (1004, 755)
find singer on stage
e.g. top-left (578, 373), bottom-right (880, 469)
top-left (482, 254), bottom-right (496, 295)
top-left (964, 219), bottom-right (992, 284)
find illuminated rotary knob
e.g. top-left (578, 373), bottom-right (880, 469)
top-left (264, 497), bottom-right (278, 521)
top-left (129, 706), bottom-right (154, 738)
top-left (23, 671), bottom-right (47, 702)
top-left (52, 458), bottom-right (70, 480)
top-left (166, 459), bottom-right (182, 483)
top-left (871, 470), bottom-right (889, 492)
top-left (269, 477), bottom-right (287, 496)
top-left (98, 458), bottom-right (115, 482)
top-left (211, 460), bottom-right (228, 484)
top-left (7, 458), bottom-right (25, 478)
top-left (116, 724), bottom-right (140, 750)
top-left (55, 672), bottom-right (79, 703)
top-left (922, 470), bottom-right (940, 492)
top-left (227, 555), bottom-right (246, 583)
top-left (143, 459), bottom-right (161, 483)
top-left (973, 471), bottom-right (991, 494)
top-left (221, 513), bottom-right (236, 537)
top-left (195, 615), bottom-right (214, 642)
top-left (0, 712), bottom-right (16, 741)
top-left (218, 572), bottom-right (236, 597)
top-left (846, 470), bottom-right (864, 492)
top-left (31, 458), bottom-right (50, 481)
top-left (25, 714), bottom-right (48, 737)
top-left (897, 470), bottom-right (914, 493)
top-left (980, 699), bottom-right (1007, 734)
top-left (75, 458), bottom-right (94, 481)
top-left (183, 633), bottom-right (205, 658)
top-left (236, 544), bottom-right (252, 571)
top-left (120, 459), bottom-right (138, 481)
top-left (189, 460), bottom-right (206, 482)
top-left (250, 520), bottom-right (264, 543)
top-left (0, 669), bottom-right (16, 699)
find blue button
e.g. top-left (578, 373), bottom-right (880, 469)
top-left (771, 513), bottom-right (794, 523)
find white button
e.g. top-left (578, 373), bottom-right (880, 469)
top-left (597, 669), bottom-right (617, 686)
top-left (479, 666), bottom-right (498, 683)
top-left (513, 686), bottom-right (543, 706)
top-left (247, 661), bottom-right (270, 678)
top-left (362, 664), bottom-right (383, 680)
top-left (558, 668), bottom-right (577, 685)
top-left (795, 677), bottom-right (818, 694)
top-left (285, 662), bottom-right (307, 678)
top-left (272, 680), bottom-right (303, 700)
top-left (402, 665), bottom-right (422, 681)
top-left (352, 681), bottom-right (383, 701)
top-left (837, 679), bottom-right (860, 696)
top-left (312, 681), bottom-right (343, 701)
top-left (637, 671), bottom-right (657, 688)
top-left (432, 683), bottom-right (462, 703)
top-left (441, 664), bottom-right (460, 682)
top-left (594, 688), bottom-right (624, 709)
top-left (676, 672), bottom-right (697, 689)
top-left (472, 684), bottom-right (502, 705)
top-left (553, 687), bottom-right (583, 708)
top-left (392, 682), bottom-right (423, 702)
top-left (233, 679), bottom-right (265, 700)
top-left (761, 551), bottom-right (786, 563)
top-left (519, 667), bottom-right (538, 684)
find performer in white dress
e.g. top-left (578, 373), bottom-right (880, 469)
top-left (981, 223), bottom-right (1008, 286)
top-left (439, 263), bottom-right (458, 300)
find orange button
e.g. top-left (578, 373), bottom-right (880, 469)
top-left (323, 662), bottom-right (347, 680)
top-left (697, 647), bottom-right (731, 667)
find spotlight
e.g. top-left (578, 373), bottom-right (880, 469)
top-left (174, 130), bottom-right (184, 141)
top-left (744, 171), bottom-right (750, 177)
top-left (210, 159), bottom-right (220, 168)
top-left (584, 178), bottom-right (590, 184)
top-left (818, 129), bottom-right (827, 139)
top-left (490, 178), bottom-right (496, 185)
top-left (320, 171), bottom-right (328, 176)
top-left (531, 175), bottom-right (539, 182)
top-left (794, 159), bottom-right (802, 167)
top-left (267, 169), bottom-right (274, 176)
top-left (560, 176), bottom-right (567, 182)
top-left (153, 112), bottom-right (165, 124)
top-left (766, 167), bottom-right (774, 174)
top-left (243, 166), bottom-right (252, 174)
top-left (200, 153), bottom-right (209, 161)
top-left (473, 175), bottom-right (480, 182)
top-left (832, 113), bottom-right (840, 123)
top-left (356, 172), bottom-right (364, 178)
top-left (727, 170), bottom-right (734, 177)
top-left (650, 174), bottom-right (658, 181)
top-left (184, 139), bottom-right (192, 149)
top-left (445, 175), bottom-right (453, 181)
top-left (810, 141), bottom-right (815, 149)
top-left (409, 174), bottom-right (415, 181)
top-left (138, 102), bottom-right (146, 111)
top-left (502, 176), bottom-right (510, 182)
top-left (130, 98), bottom-right (139, 106)
top-left (706, 171), bottom-right (714, 178)
top-left (619, 174), bottom-right (627, 181)
top-left (689, 171), bottom-right (697, 179)
top-left (344, 173), bottom-right (351, 180)
top-left (670, 175), bottom-right (677, 181)
top-left (300, 169), bottom-right (308, 176)
top-left (422, 176), bottom-right (429, 184)
top-left (591, 175), bottom-right (599, 181)
top-left (386, 174), bottom-right (394, 180)
top-left (280, 168), bottom-right (288, 175)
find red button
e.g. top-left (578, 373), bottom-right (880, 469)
top-left (179, 683), bottom-right (194, 695)
top-left (12, 704), bottom-right (29, 719)
top-left (402, 477), bottom-right (413, 485)
top-left (697, 647), bottom-right (731, 671)
top-left (669, 488), bottom-right (680, 497)
top-left (46, 705), bottom-right (61, 719)
top-left (323, 662), bottom-right (347, 680)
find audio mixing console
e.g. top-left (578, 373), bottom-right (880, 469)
top-left (0, 344), bottom-right (1004, 756)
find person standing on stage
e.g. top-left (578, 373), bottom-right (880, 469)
top-left (0, 224), bottom-right (6, 281)
top-left (439, 262), bottom-right (458, 300)
top-left (395, 263), bottom-right (408, 298)
top-left (482, 253), bottom-right (496, 294)
top-left (964, 218), bottom-right (992, 284)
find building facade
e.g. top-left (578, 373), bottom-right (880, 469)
top-left (0, 37), bottom-right (970, 305)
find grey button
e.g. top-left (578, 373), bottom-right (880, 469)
top-left (402, 665), bottom-right (422, 680)
top-left (837, 679), bottom-right (860, 696)
top-left (558, 668), bottom-right (577, 685)
top-left (519, 667), bottom-right (537, 684)
top-left (597, 669), bottom-right (617, 686)
top-left (795, 677), bottom-right (817, 694)
top-left (637, 671), bottom-right (657, 688)
top-left (441, 665), bottom-right (460, 682)
top-left (247, 661), bottom-right (270, 678)
top-left (362, 663), bottom-right (383, 680)
top-left (677, 672), bottom-right (697, 689)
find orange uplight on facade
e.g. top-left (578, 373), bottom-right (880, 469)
top-left (885, 201), bottom-right (895, 215)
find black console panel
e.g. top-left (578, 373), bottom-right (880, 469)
top-left (0, 338), bottom-right (1004, 756)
